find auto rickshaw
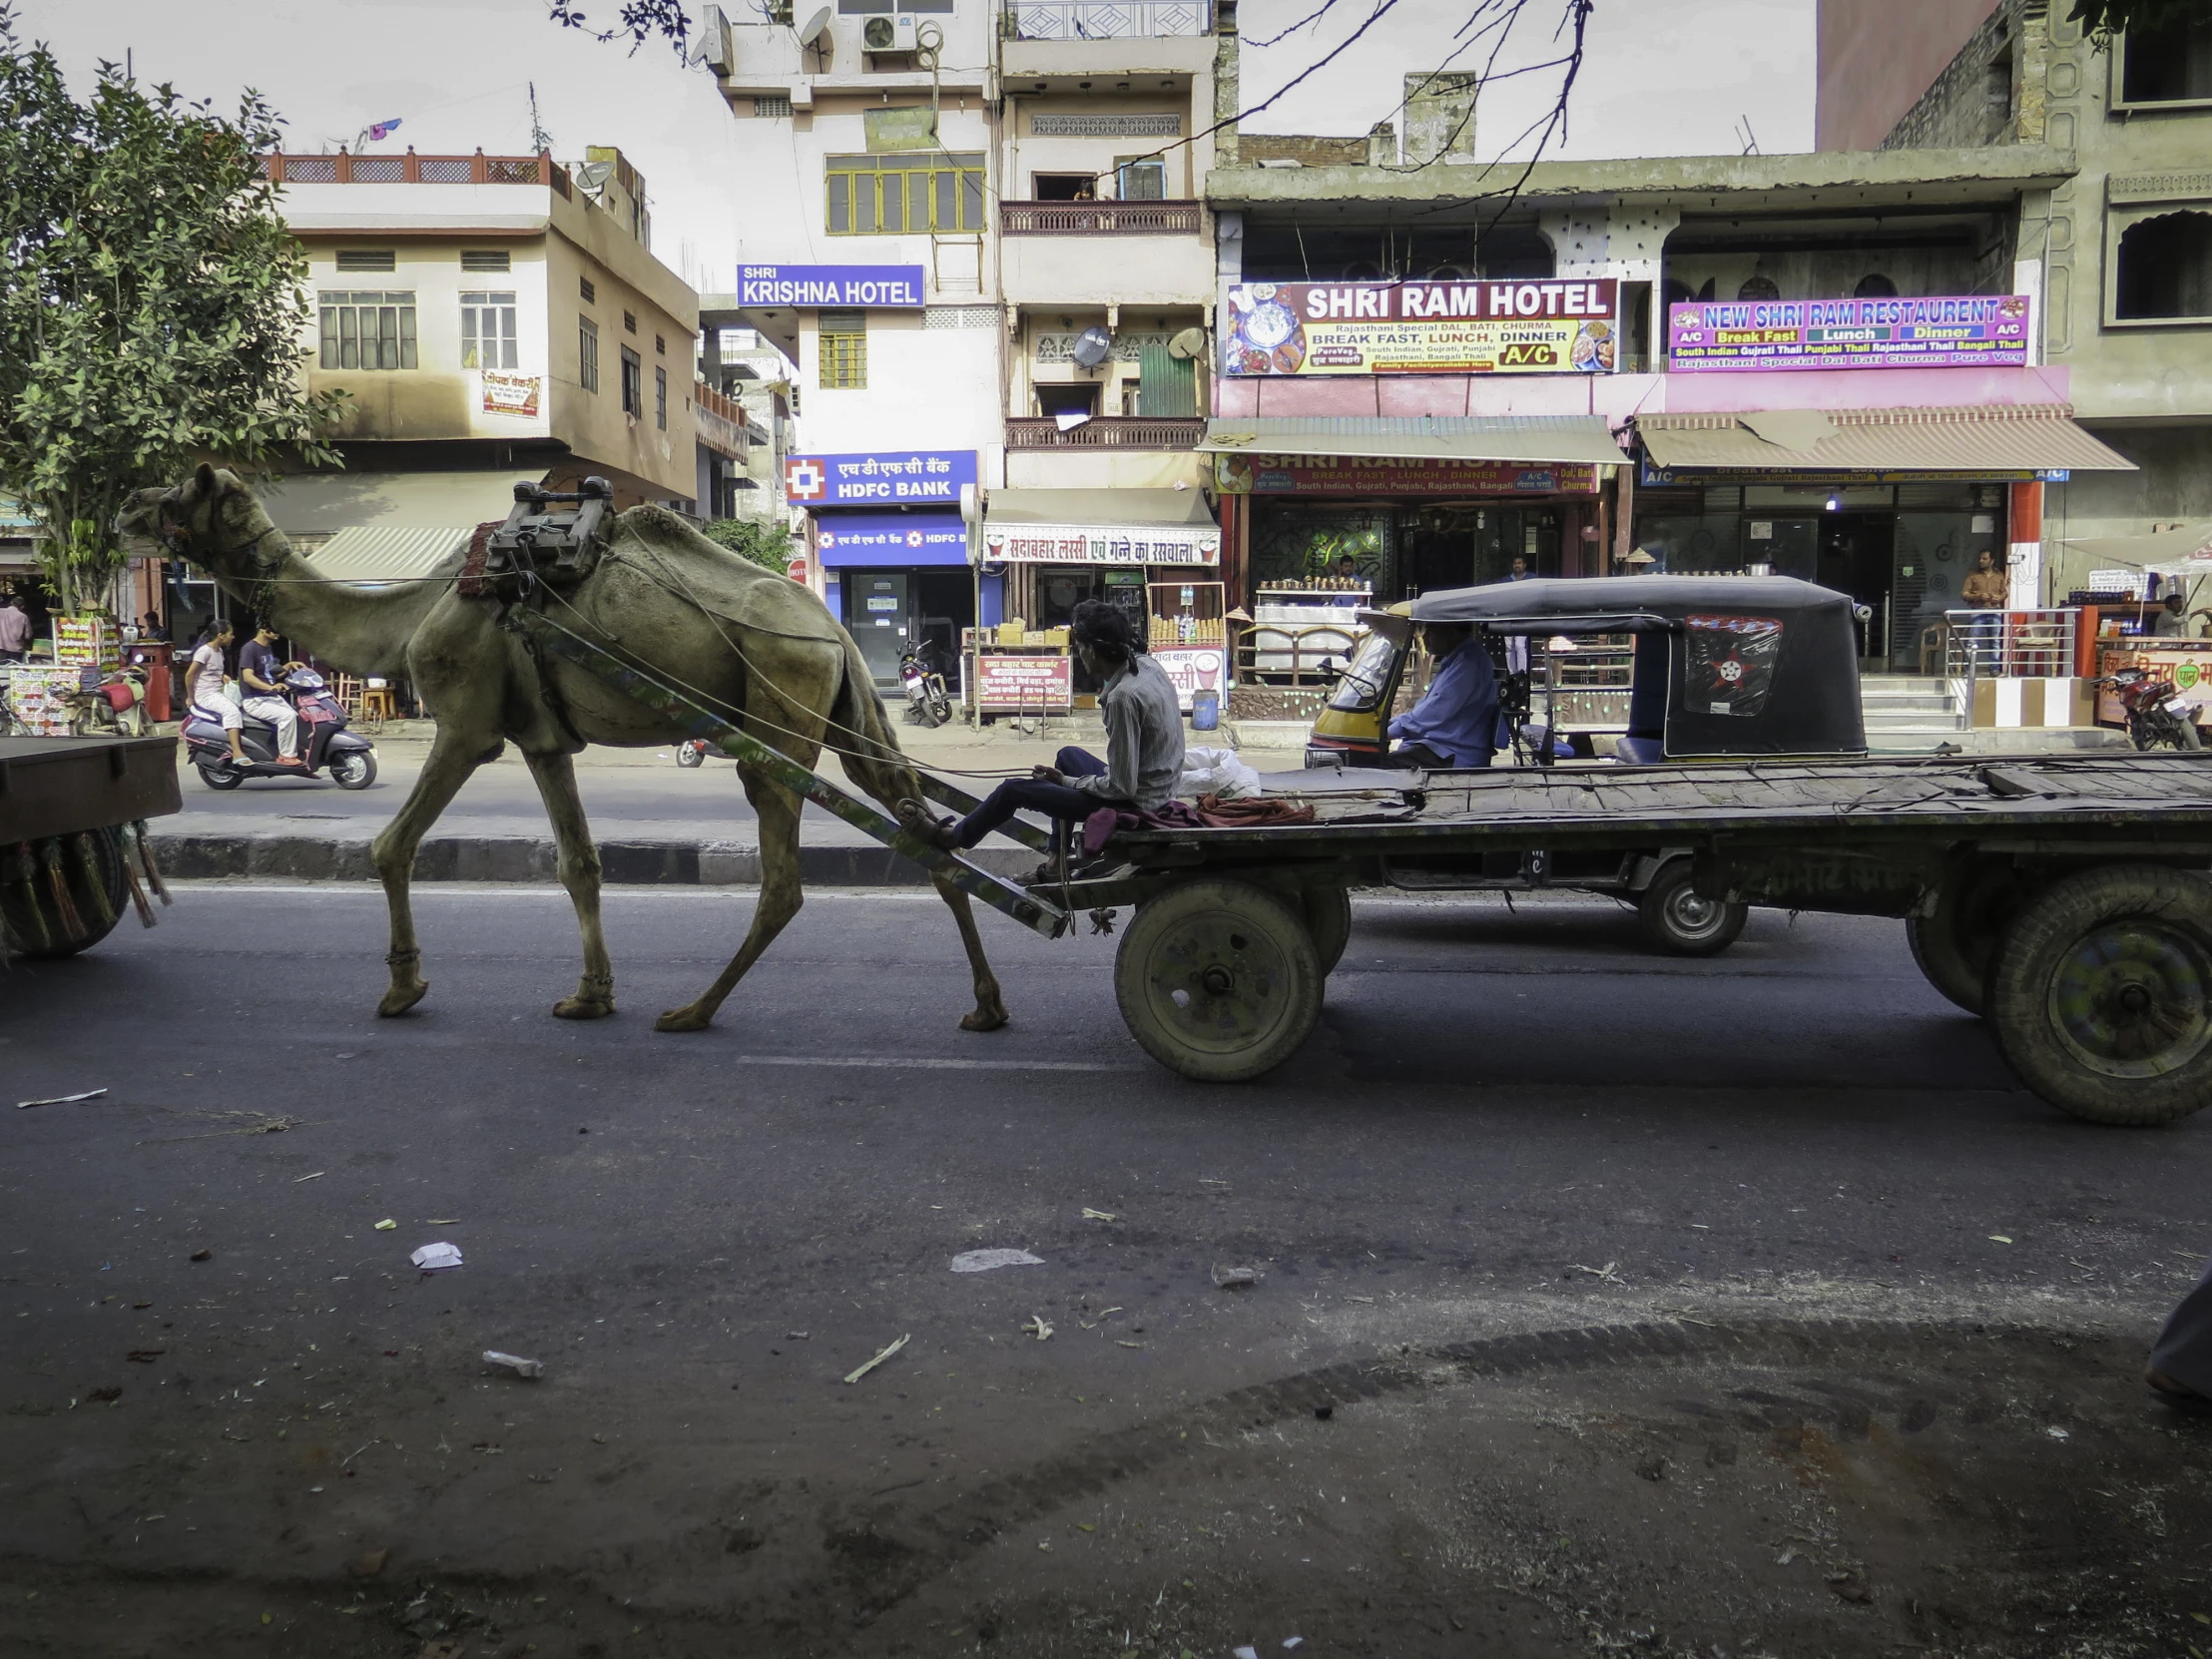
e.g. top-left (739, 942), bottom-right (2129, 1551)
top-left (1300, 575), bottom-right (1870, 953)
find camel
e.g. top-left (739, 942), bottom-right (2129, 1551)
top-left (117, 464), bottom-right (1010, 1034)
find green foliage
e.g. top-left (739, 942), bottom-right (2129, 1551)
top-left (702, 517), bottom-right (797, 573)
top-left (0, 9), bottom-right (343, 614)
top-left (2069, 0), bottom-right (2212, 45)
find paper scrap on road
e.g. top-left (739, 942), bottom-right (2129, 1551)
top-left (1022, 1315), bottom-right (1053, 1342)
top-left (1082, 1208), bottom-right (1117, 1221)
top-left (1212, 1264), bottom-right (1260, 1289)
top-left (410, 1242), bottom-right (463, 1272)
top-left (843, 1334), bottom-right (910, 1384)
top-left (1988, 1235), bottom-right (2014, 1244)
top-left (16, 1089), bottom-right (107, 1109)
top-left (483, 1351), bottom-right (545, 1380)
top-left (293, 1172), bottom-right (325, 1183)
top-left (950, 1249), bottom-right (1044, 1274)
top-left (373, 1219), bottom-right (396, 1231)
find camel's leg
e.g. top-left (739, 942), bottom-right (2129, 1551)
top-left (655, 771), bottom-right (804, 1033)
top-left (369, 728), bottom-right (496, 1017)
top-left (932, 869), bottom-right (1010, 1032)
top-left (523, 748), bottom-right (615, 1019)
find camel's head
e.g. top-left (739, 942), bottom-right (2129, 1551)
top-left (115, 464), bottom-right (278, 574)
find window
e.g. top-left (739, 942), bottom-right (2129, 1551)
top-left (825, 153), bottom-right (986, 235)
top-left (1035, 382), bottom-right (1098, 417)
top-left (1034, 173), bottom-right (1095, 202)
top-left (460, 290), bottom-right (517, 370)
top-left (2116, 211), bottom-right (2212, 320)
top-left (579, 276), bottom-right (597, 303)
top-left (2120, 17), bottom-right (2212, 103)
top-left (461, 250), bottom-right (511, 274)
top-left (1115, 159), bottom-right (1167, 202)
top-left (654, 333), bottom-right (666, 354)
top-left (579, 315), bottom-right (600, 392)
top-left (317, 290), bottom-right (416, 369)
top-left (335, 250), bottom-right (396, 274)
top-left (754, 94), bottom-right (794, 119)
top-left (655, 365), bottom-right (668, 429)
top-left (1854, 273), bottom-right (1899, 298)
top-left (1737, 275), bottom-right (1781, 300)
top-left (620, 345), bottom-right (644, 415)
top-left (623, 309), bottom-right (638, 334)
top-left (820, 309), bottom-right (867, 389)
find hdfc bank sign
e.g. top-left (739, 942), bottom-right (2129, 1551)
top-left (784, 450), bottom-right (978, 506)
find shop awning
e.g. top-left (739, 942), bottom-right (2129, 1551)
top-left (303, 526), bottom-right (473, 585)
top-left (985, 489), bottom-right (1218, 527)
top-left (982, 490), bottom-right (1219, 566)
top-left (1200, 416), bottom-right (1626, 467)
top-left (2059, 520), bottom-right (2212, 573)
top-left (1634, 405), bottom-right (2136, 473)
top-left (261, 471), bottom-right (535, 535)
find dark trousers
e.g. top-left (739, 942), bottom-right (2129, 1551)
top-left (951, 747), bottom-right (1113, 850)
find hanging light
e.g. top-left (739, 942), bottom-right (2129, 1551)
top-left (1825, 493), bottom-right (1842, 512)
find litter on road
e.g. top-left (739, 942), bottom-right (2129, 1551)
top-left (483, 1351), bottom-right (545, 1380)
top-left (410, 1242), bottom-right (464, 1272)
top-left (950, 1248), bottom-right (1044, 1273)
top-left (1082, 1208), bottom-right (1118, 1221)
top-left (1212, 1264), bottom-right (1261, 1289)
top-left (1022, 1314), bottom-right (1054, 1342)
top-left (16, 1089), bottom-right (108, 1109)
top-left (843, 1333), bottom-right (911, 1384)
top-left (373, 1219), bottom-right (396, 1231)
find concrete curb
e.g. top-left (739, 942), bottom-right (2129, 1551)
top-left (146, 831), bottom-right (1037, 886)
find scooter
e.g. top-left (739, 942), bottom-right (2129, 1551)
top-left (899, 639), bottom-right (953, 730)
top-left (2098, 665), bottom-right (2204, 752)
top-left (64, 667), bottom-right (148, 738)
top-left (184, 668), bottom-right (379, 790)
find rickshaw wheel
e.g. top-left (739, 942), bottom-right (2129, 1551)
top-left (1987, 865), bottom-right (2212, 1125)
top-left (1114, 878), bottom-right (1323, 1083)
top-left (1304, 885), bottom-right (1353, 976)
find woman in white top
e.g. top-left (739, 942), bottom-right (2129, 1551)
top-left (184, 622), bottom-right (248, 765)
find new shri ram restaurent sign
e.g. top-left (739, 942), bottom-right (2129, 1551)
top-left (1666, 294), bottom-right (2032, 371)
top-left (1220, 278), bottom-right (1619, 376)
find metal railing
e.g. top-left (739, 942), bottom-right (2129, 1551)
top-left (1006, 0), bottom-right (1214, 38)
top-left (1003, 416), bottom-right (1205, 449)
top-left (999, 200), bottom-right (1202, 236)
top-left (266, 150), bottom-right (568, 195)
top-left (1941, 608), bottom-right (2080, 682)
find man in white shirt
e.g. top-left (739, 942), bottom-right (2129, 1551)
top-left (0, 594), bottom-right (30, 664)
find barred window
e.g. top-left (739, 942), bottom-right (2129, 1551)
top-left (621, 344), bottom-right (644, 415)
top-left (335, 250), bottom-right (396, 273)
top-left (820, 309), bottom-right (866, 388)
top-left (318, 290), bottom-right (416, 370)
top-left (580, 276), bottom-right (597, 303)
top-left (460, 290), bottom-right (517, 370)
top-left (623, 309), bottom-right (638, 334)
top-left (825, 152), bottom-right (986, 236)
top-left (461, 250), bottom-right (511, 274)
top-left (579, 315), bottom-right (600, 392)
top-left (655, 365), bottom-right (668, 429)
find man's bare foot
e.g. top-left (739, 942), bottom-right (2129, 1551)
top-left (896, 799), bottom-right (959, 851)
top-left (276, 756), bottom-right (304, 766)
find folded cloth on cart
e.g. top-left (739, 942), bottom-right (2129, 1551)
top-left (1178, 745), bottom-right (1262, 800)
top-left (1081, 796), bottom-right (1317, 857)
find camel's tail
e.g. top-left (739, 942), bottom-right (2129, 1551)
top-left (830, 633), bottom-right (925, 808)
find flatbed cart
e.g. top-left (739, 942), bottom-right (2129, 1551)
top-left (0, 734), bottom-right (181, 957)
top-left (516, 612), bottom-right (2212, 1126)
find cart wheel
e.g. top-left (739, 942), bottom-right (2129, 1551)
top-left (1304, 884), bottom-right (1352, 976)
top-left (1114, 878), bottom-right (1323, 1082)
top-left (1636, 861), bottom-right (1746, 956)
top-left (1987, 865), bottom-right (2212, 1126)
top-left (0, 828), bottom-right (128, 959)
top-left (1907, 860), bottom-right (2026, 1016)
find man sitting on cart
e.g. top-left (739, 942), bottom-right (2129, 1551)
top-left (901, 600), bottom-right (1184, 865)
top-left (1383, 621), bottom-right (1499, 770)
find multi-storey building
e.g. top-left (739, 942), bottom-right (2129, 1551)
top-left (1820, 1), bottom-right (2212, 584)
top-left (701, 0), bottom-right (1228, 694)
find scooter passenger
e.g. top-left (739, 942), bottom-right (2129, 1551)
top-left (185, 622), bottom-right (250, 767)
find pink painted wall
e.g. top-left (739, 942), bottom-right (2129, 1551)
top-left (1815, 0), bottom-right (2003, 151)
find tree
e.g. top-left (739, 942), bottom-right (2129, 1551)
top-left (0, 10), bottom-right (343, 616)
top-left (702, 516), bottom-right (798, 572)
top-left (2070, 0), bottom-right (2212, 45)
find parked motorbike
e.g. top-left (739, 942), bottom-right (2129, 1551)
top-left (64, 667), bottom-right (148, 738)
top-left (2099, 665), bottom-right (2204, 752)
top-left (675, 738), bottom-right (711, 768)
top-left (899, 639), bottom-right (953, 730)
top-left (183, 667), bottom-right (379, 789)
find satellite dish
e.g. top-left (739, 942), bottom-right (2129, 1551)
top-left (796, 6), bottom-right (830, 46)
top-left (1071, 325), bottom-right (1113, 369)
top-left (1167, 325), bottom-right (1207, 360)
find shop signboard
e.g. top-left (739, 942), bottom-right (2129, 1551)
top-left (480, 372), bottom-right (540, 417)
top-left (982, 521), bottom-right (1219, 566)
top-left (975, 651), bottom-right (1074, 714)
top-left (53, 616), bottom-right (120, 671)
top-left (815, 511), bottom-right (968, 568)
top-left (1666, 293), bottom-right (2031, 371)
top-left (738, 265), bottom-right (926, 307)
top-left (1214, 453), bottom-right (1602, 496)
top-left (1639, 458), bottom-right (2070, 487)
top-left (785, 450), bottom-right (976, 507)
top-left (1221, 278), bottom-right (1619, 377)
top-left (1151, 645), bottom-right (1227, 714)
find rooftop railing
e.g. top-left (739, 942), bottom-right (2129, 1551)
top-left (266, 150), bottom-right (570, 196)
top-left (1004, 415), bottom-right (1205, 449)
top-left (1000, 200), bottom-right (1202, 236)
top-left (1005, 0), bottom-right (1214, 37)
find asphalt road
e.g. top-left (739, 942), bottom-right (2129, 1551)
top-left (5, 885), bottom-right (2211, 1658)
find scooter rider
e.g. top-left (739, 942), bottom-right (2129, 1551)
top-left (238, 623), bottom-right (304, 766)
top-left (185, 622), bottom-right (250, 767)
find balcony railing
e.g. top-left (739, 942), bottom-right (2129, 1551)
top-left (1006, 0), bottom-right (1214, 38)
top-left (266, 150), bottom-right (570, 196)
top-left (1004, 416), bottom-right (1205, 449)
top-left (1000, 200), bottom-right (1202, 237)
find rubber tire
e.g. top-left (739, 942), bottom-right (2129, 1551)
top-left (329, 751), bottom-right (377, 791)
top-left (1, 828), bottom-right (128, 959)
top-left (676, 744), bottom-right (706, 768)
top-left (1636, 861), bottom-right (1747, 957)
top-left (197, 761), bottom-right (245, 791)
top-left (1304, 884), bottom-right (1353, 976)
top-left (1114, 877), bottom-right (1323, 1083)
top-left (2180, 720), bottom-right (2204, 752)
top-left (1906, 859), bottom-right (2027, 1017)
top-left (1986, 864), bottom-right (2212, 1126)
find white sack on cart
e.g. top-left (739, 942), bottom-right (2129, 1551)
top-left (1179, 746), bottom-right (1263, 801)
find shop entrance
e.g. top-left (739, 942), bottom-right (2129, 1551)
top-left (1819, 513), bottom-right (1898, 664)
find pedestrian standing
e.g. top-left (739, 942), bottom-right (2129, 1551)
top-left (0, 593), bottom-right (29, 664)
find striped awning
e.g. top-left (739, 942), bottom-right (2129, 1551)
top-left (1201, 415), bottom-right (1626, 467)
top-left (301, 525), bottom-right (471, 585)
top-left (1635, 405), bottom-right (2136, 473)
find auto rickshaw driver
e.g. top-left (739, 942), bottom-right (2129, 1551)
top-left (1381, 620), bottom-right (1499, 770)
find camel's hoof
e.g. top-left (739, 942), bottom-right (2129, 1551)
top-left (377, 981), bottom-right (429, 1018)
top-left (553, 995), bottom-right (616, 1020)
top-left (959, 1003), bottom-right (1010, 1033)
top-left (655, 1006), bottom-right (714, 1033)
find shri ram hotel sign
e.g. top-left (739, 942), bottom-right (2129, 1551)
top-left (738, 265), bottom-right (927, 307)
top-left (1222, 279), bottom-right (1619, 376)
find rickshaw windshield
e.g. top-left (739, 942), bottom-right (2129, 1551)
top-left (1328, 631), bottom-right (1402, 713)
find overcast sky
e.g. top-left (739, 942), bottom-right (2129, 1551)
top-left (18, 0), bottom-right (1814, 290)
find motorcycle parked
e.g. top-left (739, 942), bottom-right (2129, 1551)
top-left (899, 639), bottom-right (953, 730)
top-left (63, 667), bottom-right (148, 738)
top-left (183, 667), bottom-right (379, 790)
top-left (2098, 664), bottom-right (2204, 752)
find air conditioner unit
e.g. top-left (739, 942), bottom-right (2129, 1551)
top-left (861, 13), bottom-right (917, 50)
top-left (695, 3), bottom-right (735, 73)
